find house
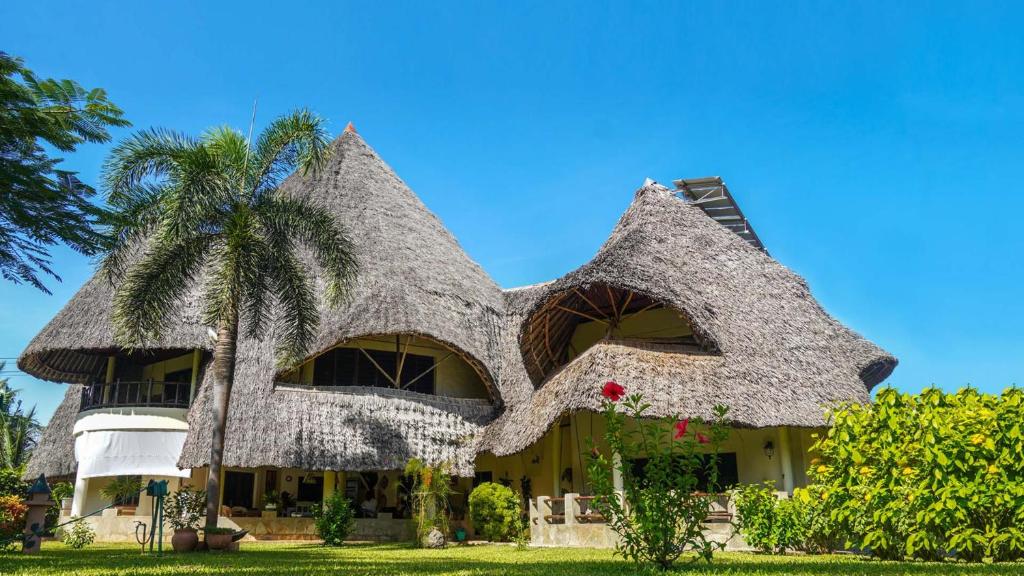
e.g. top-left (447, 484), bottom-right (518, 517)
top-left (20, 128), bottom-right (895, 542)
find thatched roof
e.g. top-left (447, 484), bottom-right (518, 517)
top-left (176, 130), bottom-right (505, 474)
top-left (23, 385), bottom-right (82, 479)
top-left (476, 182), bottom-right (895, 456)
top-left (17, 273), bottom-right (209, 383)
top-left (21, 128), bottom-right (894, 477)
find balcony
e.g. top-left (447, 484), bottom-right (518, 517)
top-left (79, 380), bottom-right (191, 412)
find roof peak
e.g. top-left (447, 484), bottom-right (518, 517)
top-left (343, 121), bottom-right (358, 134)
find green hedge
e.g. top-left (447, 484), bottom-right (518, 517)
top-left (810, 386), bottom-right (1024, 562)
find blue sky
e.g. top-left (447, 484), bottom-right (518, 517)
top-left (2, 1), bottom-right (1022, 423)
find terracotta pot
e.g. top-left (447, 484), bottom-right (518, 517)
top-left (206, 532), bottom-right (233, 550)
top-left (171, 528), bottom-right (199, 552)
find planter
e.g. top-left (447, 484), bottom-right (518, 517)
top-left (206, 532), bottom-right (233, 550)
top-left (171, 528), bottom-right (199, 552)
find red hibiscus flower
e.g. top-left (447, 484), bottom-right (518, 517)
top-left (601, 381), bottom-right (625, 402)
top-left (674, 419), bottom-right (690, 439)
top-left (696, 432), bottom-right (710, 444)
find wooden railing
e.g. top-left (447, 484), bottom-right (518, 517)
top-left (80, 380), bottom-right (191, 411)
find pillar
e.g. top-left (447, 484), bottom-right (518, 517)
top-left (612, 452), bottom-right (624, 493)
top-left (550, 424), bottom-right (562, 497)
top-left (323, 470), bottom-right (336, 501)
top-left (71, 471), bottom-right (88, 517)
top-left (778, 427), bottom-right (794, 493)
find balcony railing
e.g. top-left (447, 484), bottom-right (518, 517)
top-left (79, 380), bottom-right (191, 412)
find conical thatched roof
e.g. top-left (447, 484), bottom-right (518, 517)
top-left (22, 385), bottom-right (82, 479)
top-left (17, 275), bottom-right (208, 383)
top-left (176, 130), bottom-right (505, 474)
top-left (477, 182), bottom-right (895, 456)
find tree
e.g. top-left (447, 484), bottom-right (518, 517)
top-left (100, 110), bottom-right (358, 527)
top-left (0, 363), bottom-right (42, 469)
top-left (0, 52), bottom-right (129, 293)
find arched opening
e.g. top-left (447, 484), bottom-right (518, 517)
top-left (521, 284), bottom-right (717, 385)
top-left (277, 334), bottom-right (494, 401)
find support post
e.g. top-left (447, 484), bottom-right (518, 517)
top-left (550, 424), bottom-right (562, 497)
top-left (323, 471), bottom-right (336, 501)
top-left (71, 469), bottom-right (87, 517)
top-left (778, 427), bottom-right (794, 493)
top-left (189, 349), bottom-right (201, 401)
top-left (612, 452), bottom-right (624, 494)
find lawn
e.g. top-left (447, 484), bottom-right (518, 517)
top-left (3, 543), bottom-right (1024, 576)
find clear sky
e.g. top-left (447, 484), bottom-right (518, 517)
top-left (2, 1), bottom-right (1022, 424)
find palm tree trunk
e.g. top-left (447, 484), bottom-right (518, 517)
top-left (205, 310), bottom-right (239, 528)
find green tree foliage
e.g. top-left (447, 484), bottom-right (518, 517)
top-left (0, 52), bottom-right (129, 293)
top-left (312, 491), bottom-right (355, 546)
top-left (99, 111), bottom-right (358, 527)
top-left (468, 482), bottom-right (522, 542)
top-left (0, 365), bottom-right (41, 470)
top-left (586, 382), bottom-right (730, 570)
top-left (811, 387), bottom-right (1024, 562)
top-left (0, 468), bottom-right (28, 498)
top-left (734, 482), bottom-right (837, 555)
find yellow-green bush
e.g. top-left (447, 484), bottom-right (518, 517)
top-left (811, 387), bottom-right (1024, 562)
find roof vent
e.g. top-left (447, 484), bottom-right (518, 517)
top-left (673, 176), bottom-right (766, 253)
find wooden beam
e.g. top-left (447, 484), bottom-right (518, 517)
top-left (618, 290), bottom-right (634, 320)
top-left (573, 288), bottom-right (608, 320)
top-left (554, 304), bottom-right (608, 325)
top-left (403, 352), bottom-right (454, 391)
top-left (356, 346), bottom-right (397, 387)
top-left (395, 335), bottom-right (412, 385)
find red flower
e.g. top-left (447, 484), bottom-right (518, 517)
top-left (601, 381), bottom-right (626, 402)
top-left (696, 432), bottom-right (710, 444)
top-left (674, 419), bottom-right (690, 439)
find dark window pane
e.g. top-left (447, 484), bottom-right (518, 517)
top-left (313, 349), bottom-right (336, 386)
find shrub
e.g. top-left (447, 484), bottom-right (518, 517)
top-left (60, 518), bottom-right (95, 549)
top-left (0, 494), bottom-right (28, 551)
top-left (164, 486), bottom-right (206, 531)
top-left (811, 386), bottom-right (1024, 562)
top-left (735, 482), bottom-right (786, 553)
top-left (312, 491), bottom-right (355, 546)
top-left (99, 476), bottom-right (142, 505)
top-left (468, 482), bottom-right (522, 542)
top-left (0, 469), bottom-right (27, 498)
top-left (734, 482), bottom-right (830, 555)
top-left (45, 481), bottom-right (74, 533)
top-left (586, 381), bottom-right (730, 570)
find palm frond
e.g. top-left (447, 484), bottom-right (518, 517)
top-left (248, 109), bottom-right (331, 195)
top-left (101, 128), bottom-right (199, 201)
top-left (97, 182), bottom-right (168, 281)
top-left (112, 230), bottom-right (212, 348)
top-left (256, 195), bottom-right (357, 308)
top-left (266, 248), bottom-right (319, 368)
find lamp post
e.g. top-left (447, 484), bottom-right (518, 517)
top-left (22, 475), bottom-right (54, 554)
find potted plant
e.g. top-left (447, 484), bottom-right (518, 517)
top-left (203, 526), bottom-right (235, 550)
top-left (100, 476), bottom-right (143, 515)
top-left (261, 490), bottom-right (280, 517)
top-left (164, 486), bottom-right (206, 552)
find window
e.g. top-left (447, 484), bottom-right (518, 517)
top-left (297, 475), bottom-right (324, 503)
top-left (223, 471), bottom-right (255, 509)
top-left (312, 347), bottom-right (436, 395)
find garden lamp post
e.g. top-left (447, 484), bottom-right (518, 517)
top-left (22, 474), bottom-right (54, 554)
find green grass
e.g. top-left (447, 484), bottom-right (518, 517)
top-left (3, 543), bottom-right (1024, 576)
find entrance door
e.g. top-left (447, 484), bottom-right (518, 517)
top-left (223, 471), bottom-right (255, 509)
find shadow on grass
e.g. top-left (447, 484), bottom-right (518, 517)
top-left (3, 544), bottom-right (1024, 576)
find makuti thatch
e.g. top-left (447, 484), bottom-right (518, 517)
top-left (23, 385), bottom-right (82, 479)
top-left (476, 182), bottom-right (895, 456)
top-left (17, 272), bottom-right (209, 384)
top-left (21, 128), bottom-right (895, 479)
top-left (175, 129), bottom-right (505, 475)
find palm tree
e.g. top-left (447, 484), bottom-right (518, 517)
top-left (100, 110), bottom-right (358, 527)
top-left (0, 364), bottom-right (41, 470)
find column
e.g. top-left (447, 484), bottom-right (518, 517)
top-left (550, 424), bottom-right (562, 497)
top-left (612, 452), bottom-right (624, 493)
top-left (189, 349), bottom-right (201, 401)
top-left (323, 470), bottom-right (336, 501)
top-left (71, 471), bottom-right (88, 517)
top-left (778, 427), bottom-right (794, 493)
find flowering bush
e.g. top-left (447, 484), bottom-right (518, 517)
top-left (587, 381), bottom-right (730, 570)
top-left (0, 494), bottom-right (28, 551)
top-left (811, 386), bottom-right (1024, 562)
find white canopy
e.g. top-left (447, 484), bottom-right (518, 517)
top-left (74, 430), bottom-right (189, 479)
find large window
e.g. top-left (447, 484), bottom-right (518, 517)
top-left (312, 347), bottom-right (436, 395)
